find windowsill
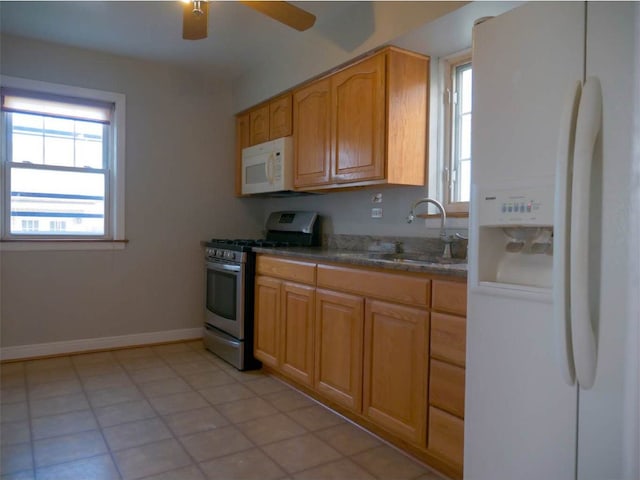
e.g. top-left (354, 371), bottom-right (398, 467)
top-left (0, 239), bottom-right (128, 251)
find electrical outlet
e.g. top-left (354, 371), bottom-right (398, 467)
top-left (371, 208), bottom-right (383, 218)
top-left (372, 193), bottom-right (383, 203)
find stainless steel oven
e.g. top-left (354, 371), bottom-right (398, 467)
top-left (203, 211), bottom-right (320, 371)
top-left (203, 246), bottom-right (258, 371)
top-left (205, 256), bottom-right (245, 340)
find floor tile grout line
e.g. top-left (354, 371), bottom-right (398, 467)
top-left (23, 358), bottom-right (37, 479)
top-left (111, 349), bottom-right (215, 480)
top-left (5, 342), bottom-right (436, 480)
top-left (70, 350), bottom-right (126, 480)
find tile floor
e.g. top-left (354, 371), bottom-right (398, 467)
top-left (0, 341), bottom-right (444, 480)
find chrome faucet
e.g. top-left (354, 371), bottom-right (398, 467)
top-left (407, 197), bottom-right (454, 258)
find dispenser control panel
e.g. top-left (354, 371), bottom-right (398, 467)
top-left (478, 184), bottom-right (554, 226)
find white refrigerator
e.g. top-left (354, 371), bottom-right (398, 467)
top-left (465, 2), bottom-right (638, 480)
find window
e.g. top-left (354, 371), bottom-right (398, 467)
top-left (443, 53), bottom-right (472, 215)
top-left (1, 76), bottom-right (125, 246)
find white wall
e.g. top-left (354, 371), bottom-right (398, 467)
top-left (236, 1), bottom-right (520, 238)
top-left (0, 35), bottom-right (264, 349)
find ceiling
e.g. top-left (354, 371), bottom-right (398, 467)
top-left (0, 1), bottom-right (365, 79)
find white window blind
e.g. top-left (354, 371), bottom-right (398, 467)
top-left (1, 77), bottom-right (125, 245)
top-left (1, 88), bottom-right (113, 124)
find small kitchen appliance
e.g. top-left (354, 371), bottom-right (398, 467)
top-left (203, 211), bottom-right (320, 370)
top-left (241, 136), bottom-right (294, 195)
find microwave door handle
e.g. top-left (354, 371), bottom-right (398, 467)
top-left (267, 153), bottom-right (275, 184)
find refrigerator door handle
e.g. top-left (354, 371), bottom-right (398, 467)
top-left (569, 76), bottom-right (602, 389)
top-left (553, 81), bottom-right (582, 386)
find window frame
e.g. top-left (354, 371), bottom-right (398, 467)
top-left (0, 75), bottom-right (126, 250)
top-left (441, 50), bottom-right (472, 217)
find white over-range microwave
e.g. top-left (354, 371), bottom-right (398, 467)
top-left (241, 136), bottom-right (293, 195)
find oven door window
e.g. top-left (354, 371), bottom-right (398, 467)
top-left (206, 267), bottom-right (237, 321)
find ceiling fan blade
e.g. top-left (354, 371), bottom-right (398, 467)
top-left (182, 1), bottom-right (208, 40)
top-left (240, 1), bottom-right (316, 31)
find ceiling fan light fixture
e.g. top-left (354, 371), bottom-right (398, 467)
top-left (191, 0), bottom-right (205, 17)
top-left (182, 0), bottom-right (209, 40)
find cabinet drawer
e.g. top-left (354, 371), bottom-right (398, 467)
top-left (432, 280), bottom-right (467, 316)
top-left (256, 256), bottom-right (316, 284)
top-left (431, 313), bottom-right (466, 367)
top-left (429, 359), bottom-right (465, 417)
top-left (317, 264), bottom-right (430, 307)
top-left (428, 406), bottom-right (464, 468)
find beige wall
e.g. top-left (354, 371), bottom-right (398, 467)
top-left (0, 35), bottom-right (265, 348)
top-left (0, 1), bottom-right (520, 350)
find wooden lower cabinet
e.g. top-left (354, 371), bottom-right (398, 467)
top-left (254, 275), bottom-right (314, 386)
top-left (363, 299), bottom-right (429, 446)
top-left (280, 282), bottom-right (315, 386)
top-left (428, 406), bottom-right (464, 468)
top-left (254, 275), bottom-right (281, 368)
top-left (428, 282), bottom-right (467, 477)
top-left (314, 289), bottom-right (364, 411)
top-left (255, 255), bottom-right (467, 479)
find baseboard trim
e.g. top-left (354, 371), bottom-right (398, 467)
top-left (0, 328), bottom-right (203, 361)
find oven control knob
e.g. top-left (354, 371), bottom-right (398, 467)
top-left (225, 251), bottom-right (235, 261)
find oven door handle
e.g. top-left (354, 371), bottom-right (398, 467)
top-left (206, 262), bottom-right (241, 273)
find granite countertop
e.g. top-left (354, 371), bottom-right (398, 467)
top-left (252, 246), bottom-right (468, 278)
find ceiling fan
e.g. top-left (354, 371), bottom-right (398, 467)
top-left (182, 0), bottom-right (316, 40)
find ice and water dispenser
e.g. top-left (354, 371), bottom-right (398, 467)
top-left (475, 184), bottom-right (554, 290)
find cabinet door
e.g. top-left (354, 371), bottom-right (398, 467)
top-left (315, 289), bottom-right (364, 412)
top-left (235, 113), bottom-right (251, 196)
top-left (269, 94), bottom-right (292, 139)
top-left (363, 299), bottom-right (429, 445)
top-left (293, 78), bottom-right (332, 187)
top-left (280, 282), bottom-right (315, 386)
top-left (254, 276), bottom-right (281, 367)
top-left (249, 104), bottom-right (270, 146)
top-left (331, 54), bottom-right (386, 183)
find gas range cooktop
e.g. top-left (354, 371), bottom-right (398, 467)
top-left (207, 238), bottom-right (302, 252)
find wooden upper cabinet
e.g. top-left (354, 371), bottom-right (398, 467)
top-left (331, 54), bottom-right (386, 183)
top-left (269, 94), bottom-right (293, 139)
top-left (236, 46), bottom-right (427, 193)
top-left (249, 104), bottom-right (270, 146)
top-left (235, 113), bottom-right (251, 196)
top-left (246, 94), bottom-right (293, 147)
top-left (293, 46), bottom-right (429, 190)
top-left (293, 79), bottom-right (332, 187)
